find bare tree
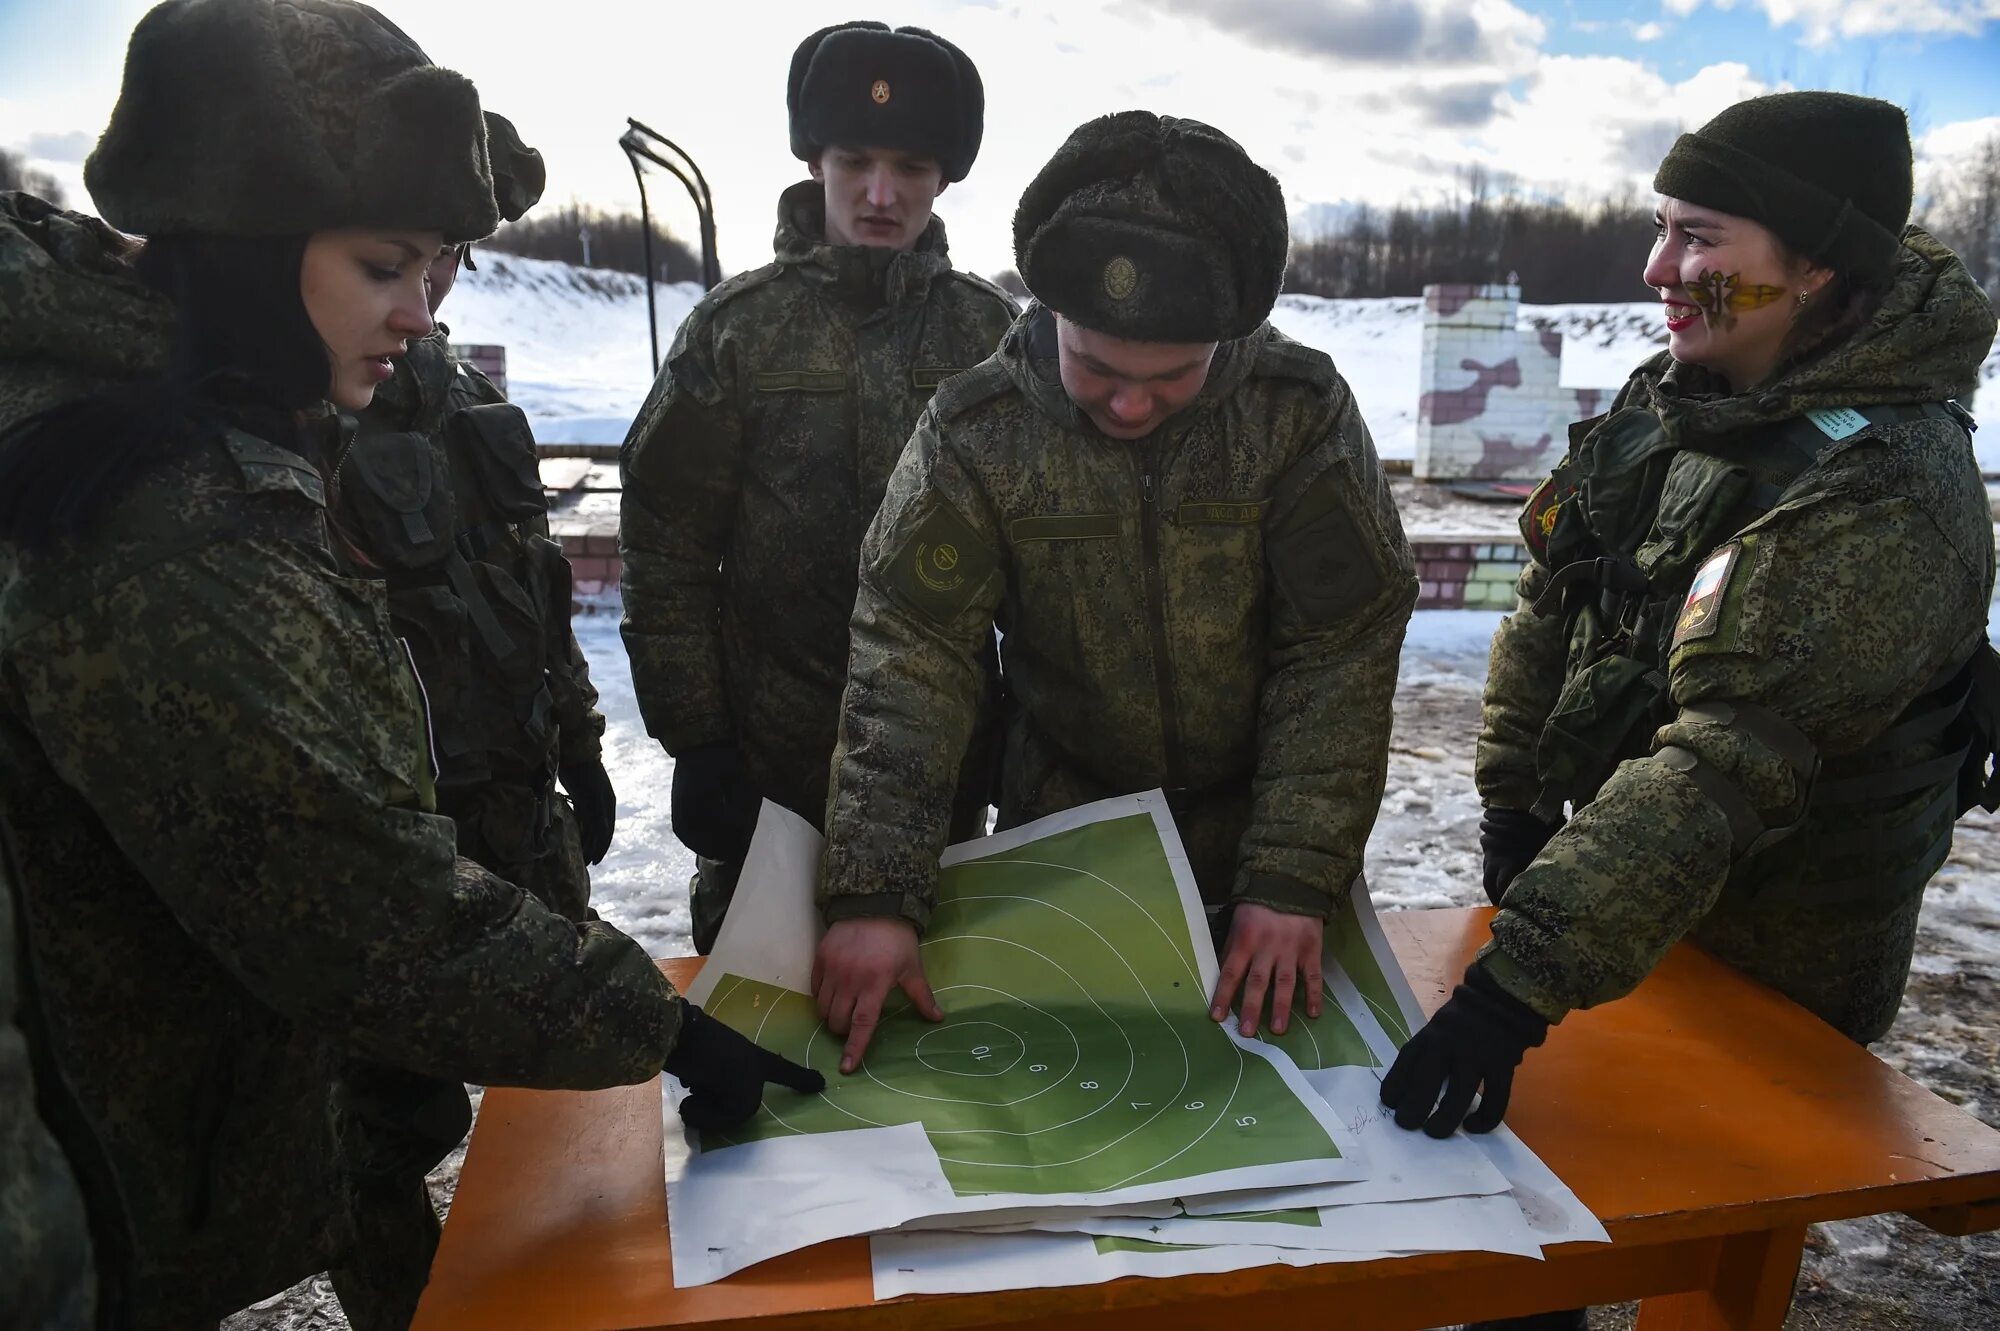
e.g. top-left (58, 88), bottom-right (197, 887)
top-left (1924, 131), bottom-right (2000, 299)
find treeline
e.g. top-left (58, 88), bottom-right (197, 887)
top-left (1927, 131), bottom-right (2000, 298)
top-left (1286, 148), bottom-right (2000, 305)
top-left (1285, 168), bottom-right (1649, 304)
top-left (0, 147), bottom-right (65, 206)
top-left (482, 202), bottom-right (702, 283)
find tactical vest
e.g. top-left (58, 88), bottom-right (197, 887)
top-left (1527, 398), bottom-right (1995, 902)
top-left (332, 398), bottom-right (572, 800)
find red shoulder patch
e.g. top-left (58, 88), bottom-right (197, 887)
top-left (1521, 476), bottom-right (1566, 555)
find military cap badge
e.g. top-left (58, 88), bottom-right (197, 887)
top-left (871, 79), bottom-right (892, 104)
top-left (1103, 255), bottom-right (1138, 301)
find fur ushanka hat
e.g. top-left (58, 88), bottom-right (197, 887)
top-left (1014, 111), bottom-right (1288, 343)
top-left (86, 0), bottom-right (501, 243)
top-left (787, 22), bottom-right (984, 183)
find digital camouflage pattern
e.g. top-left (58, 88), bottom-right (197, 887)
top-left (820, 305), bottom-right (1418, 927)
top-left (2, 833), bottom-right (95, 1331)
top-left (620, 180), bottom-right (1016, 828)
top-left (0, 198), bottom-right (684, 1325)
top-left (1477, 227), bottom-right (1998, 1042)
top-left (340, 327), bottom-right (604, 920)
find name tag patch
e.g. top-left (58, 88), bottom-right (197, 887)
top-left (1805, 407), bottom-right (1869, 441)
top-left (1674, 542), bottom-right (1740, 645)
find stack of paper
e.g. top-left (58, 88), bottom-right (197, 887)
top-left (666, 793), bottom-right (1607, 1296)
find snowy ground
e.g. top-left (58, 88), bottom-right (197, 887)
top-left (227, 605), bottom-right (1999, 1330)
top-left (449, 256), bottom-right (2000, 465)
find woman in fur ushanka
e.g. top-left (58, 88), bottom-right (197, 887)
top-left (0, 3), bottom-right (816, 1326)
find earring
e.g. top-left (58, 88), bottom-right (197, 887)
top-left (1797, 290), bottom-right (1810, 308)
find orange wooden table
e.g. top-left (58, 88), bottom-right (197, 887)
top-left (412, 908), bottom-right (2000, 1330)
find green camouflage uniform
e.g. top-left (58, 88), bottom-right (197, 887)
top-left (1477, 227), bottom-right (1997, 1043)
top-left (2, 830), bottom-right (96, 1331)
top-left (0, 195), bottom-right (684, 1327)
top-left (620, 181), bottom-right (1016, 939)
top-left (339, 329), bottom-right (603, 921)
top-left (820, 305), bottom-right (1418, 926)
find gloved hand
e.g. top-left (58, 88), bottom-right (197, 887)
top-left (559, 760), bottom-right (617, 865)
top-left (1479, 806), bottom-right (1561, 906)
top-left (664, 1001), bottom-right (826, 1133)
top-left (670, 742), bottom-right (760, 862)
top-left (1379, 963), bottom-right (1549, 1138)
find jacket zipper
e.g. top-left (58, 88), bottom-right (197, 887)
top-left (1135, 448), bottom-right (1187, 790)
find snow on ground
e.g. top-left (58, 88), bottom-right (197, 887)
top-left (444, 254), bottom-right (701, 444)
top-left (450, 254), bottom-right (2000, 465)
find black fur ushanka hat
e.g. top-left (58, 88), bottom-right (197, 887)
top-left (787, 22), bottom-right (984, 183)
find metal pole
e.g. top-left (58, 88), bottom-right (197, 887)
top-left (622, 136), bottom-right (660, 376)
top-left (626, 118), bottom-right (722, 289)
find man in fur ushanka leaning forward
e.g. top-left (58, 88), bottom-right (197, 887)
top-left (812, 110), bottom-right (1418, 1074)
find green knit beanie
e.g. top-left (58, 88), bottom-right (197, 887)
top-left (86, 0), bottom-right (500, 243)
top-left (1653, 91), bottom-right (1911, 283)
top-left (1013, 111), bottom-right (1288, 343)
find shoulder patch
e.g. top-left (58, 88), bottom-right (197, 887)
top-left (1673, 541), bottom-right (1740, 646)
top-left (930, 360), bottom-right (1015, 422)
top-left (1520, 474), bottom-right (1569, 555)
top-left (883, 500), bottom-right (998, 626)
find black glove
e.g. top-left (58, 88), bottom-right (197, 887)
top-left (559, 760), bottom-right (617, 865)
top-left (1479, 806), bottom-right (1561, 906)
top-left (1380, 963), bottom-right (1549, 1138)
top-left (670, 742), bottom-right (761, 862)
top-left (664, 1001), bottom-right (826, 1133)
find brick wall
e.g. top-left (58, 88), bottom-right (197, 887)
top-left (1415, 283), bottom-right (1605, 482)
top-left (1412, 537), bottom-right (1527, 610)
top-left (562, 532), bottom-right (622, 601)
top-left (450, 343), bottom-right (508, 395)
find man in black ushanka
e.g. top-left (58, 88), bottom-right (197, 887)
top-left (620, 22), bottom-right (1016, 953)
top-left (814, 112), bottom-right (1417, 1074)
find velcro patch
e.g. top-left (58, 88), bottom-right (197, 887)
top-left (1267, 469), bottom-right (1383, 625)
top-left (1674, 542), bottom-right (1740, 645)
top-left (884, 501), bottom-right (997, 626)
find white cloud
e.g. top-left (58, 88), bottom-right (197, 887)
top-left (1674, 0), bottom-right (2000, 45)
top-left (1633, 20), bottom-right (1666, 40)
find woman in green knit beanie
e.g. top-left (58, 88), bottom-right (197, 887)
top-left (1386, 92), bottom-right (1996, 1331)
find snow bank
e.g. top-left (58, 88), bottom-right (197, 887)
top-left (452, 254), bottom-right (2000, 464)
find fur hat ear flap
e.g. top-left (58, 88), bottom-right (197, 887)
top-left (484, 111), bottom-right (545, 223)
top-left (899, 24), bottom-right (984, 181)
top-left (351, 66), bottom-right (499, 242)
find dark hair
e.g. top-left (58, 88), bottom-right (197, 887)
top-left (1765, 246), bottom-right (1892, 385)
top-left (0, 232), bottom-right (330, 549)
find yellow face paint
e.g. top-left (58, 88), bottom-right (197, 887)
top-left (1684, 269), bottom-right (1786, 329)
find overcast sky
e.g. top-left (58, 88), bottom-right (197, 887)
top-left (5, 0), bottom-right (1999, 280)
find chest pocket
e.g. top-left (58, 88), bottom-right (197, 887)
top-left (345, 432), bottom-right (455, 569)
top-left (1575, 406), bottom-right (1680, 556)
top-left (1633, 450), bottom-right (1752, 587)
top-left (447, 402), bottom-right (548, 524)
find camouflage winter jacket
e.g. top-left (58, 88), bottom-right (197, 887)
top-left (0, 194), bottom-right (683, 1322)
top-left (2, 834), bottom-right (94, 1331)
top-left (620, 181), bottom-right (1016, 825)
top-left (821, 305), bottom-right (1418, 927)
top-left (1478, 226), bottom-right (1997, 1041)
